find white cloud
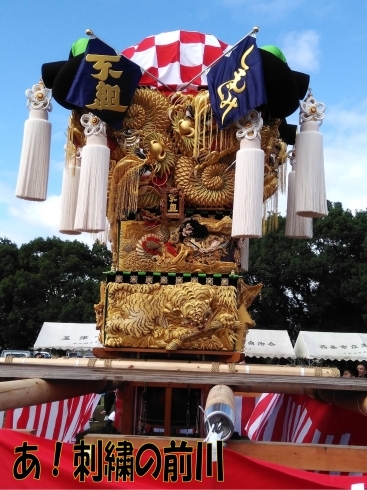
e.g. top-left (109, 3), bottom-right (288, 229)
top-left (322, 100), bottom-right (367, 212)
top-left (51, 157), bottom-right (66, 174)
top-left (9, 195), bottom-right (62, 229)
top-left (0, 184), bottom-right (99, 247)
top-left (0, 181), bottom-right (14, 204)
top-left (281, 30), bottom-right (321, 72)
top-left (280, 100), bottom-right (367, 215)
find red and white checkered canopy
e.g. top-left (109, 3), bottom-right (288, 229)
top-left (122, 30), bottom-right (230, 91)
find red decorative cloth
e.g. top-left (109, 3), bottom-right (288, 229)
top-left (1, 429), bottom-right (367, 488)
top-left (246, 393), bottom-right (367, 446)
top-left (122, 30), bottom-right (229, 91)
top-left (246, 393), bottom-right (367, 476)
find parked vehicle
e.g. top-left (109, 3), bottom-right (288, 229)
top-left (66, 351), bottom-right (83, 358)
top-left (83, 352), bottom-right (95, 358)
top-left (33, 351), bottom-right (51, 359)
top-left (1, 350), bottom-right (31, 358)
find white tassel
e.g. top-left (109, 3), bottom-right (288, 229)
top-left (285, 158), bottom-right (313, 239)
top-left (74, 114), bottom-right (110, 233)
top-left (231, 111), bottom-right (264, 238)
top-left (238, 238), bottom-right (250, 271)
top-left (15, 82), bottom-right (52, 201)
top-left (59, 149), bottom-right (81, 235)
top-left (294, 91), bottom-right (328, 218)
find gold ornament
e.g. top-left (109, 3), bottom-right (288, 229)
top-left (150, 140), bottom-right (166, 161)
top-left (122, 88), bottom-right (170, 133)
top-left (178, 119), bottom-right (195, 137)
top-left (174, 155), bottom-right (235, 207)
top-left (143, 131), bottom-right (176, 176)
top-left (103, 282), bottom-right (246, 351)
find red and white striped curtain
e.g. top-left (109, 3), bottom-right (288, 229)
top-left (234, 395), bottom-right (260, 436)
top-left (245, 393), bottom-right (367, 476)
top-left (245, 393), bottom-right (367, 446)
top-left (3, 394), bottom-right (101, 442)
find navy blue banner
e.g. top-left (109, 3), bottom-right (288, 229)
top-left (207, 36), bottom-right (266, 129)
top-left (66, 38), bottom-right (142, 128)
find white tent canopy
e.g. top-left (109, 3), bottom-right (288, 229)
top-left (34, 322), bottom-right (102, 350)
top-left (244, 329), bottom-right (296, 359)
top-left (294, 331), bottom-right (367, 361)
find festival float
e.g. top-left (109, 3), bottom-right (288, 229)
top-left (4, 26), bottom-right (367, 481)
top-left (16, 27), bottom-right (322, 360)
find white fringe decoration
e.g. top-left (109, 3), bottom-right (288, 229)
top-left (59, 148), bottom-right (81, 235)
top-left (74, 114), bottom-right (110, 233)
top-left (15, 82), bottom-right (52, 201)
top-left (285, 152), bottom-right (313, 238)
top-left (238, 238), bottom-right (250, 271)
top-left (231, 110), bottom-right (264, 238)
top-left (294, 91), bottom-right (328, 218)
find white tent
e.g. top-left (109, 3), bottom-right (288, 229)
top-left (244, 329), bottom-right (296, 359)
top-left (34, 322), bottom-right (102, 350)
top-left (294, 331), bottom-right (367, 361)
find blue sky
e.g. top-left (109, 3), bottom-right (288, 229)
top-left (1, 0), bottom-right (366, 246)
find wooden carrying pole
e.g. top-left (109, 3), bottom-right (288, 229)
top-left (315, 389), bottom-right (367, 416)
top-left (0, 378), bottom-right (117, 411)
top-left (0, 357), bottom-right (340, 377)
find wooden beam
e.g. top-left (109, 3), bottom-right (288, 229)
top-left (1, 363), bottom-right (365, 392)
top-left (119, 383), bottom-right (135, 435)
top-left (82, 435), bottom-right (367, 473)
top-left (227, 440), bottom-right (367, 473)
top-left (233, 386), bottom-right (314, 395)
top-left (234, 392), bottom-right (264, 397)
top-left (0, 378), bottom-right (112, 411)
top-left (164, 387), bottom-right (172, 437)
top-left (131, 382), bottom-right (205, 389)
top-left (95, 347), bottom-right (243, 363)
top-left (316, 389), bottom-right (367, 415)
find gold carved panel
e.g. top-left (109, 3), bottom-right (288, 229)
top-left (117, 216), bottom-right (237, 274)
top-left (103, 282), bottom-right (245, 351)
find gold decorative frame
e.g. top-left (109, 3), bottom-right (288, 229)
top-left (161, 187), bottom-right (185, 219)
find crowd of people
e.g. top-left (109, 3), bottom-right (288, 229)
top-left (342, 362), bottom-right (367, 378)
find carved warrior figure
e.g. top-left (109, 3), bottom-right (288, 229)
top-left (117, 216), bottom-right (236, 274)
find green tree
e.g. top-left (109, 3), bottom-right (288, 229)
top-left (0, 238), bottom-right (19, 278)
top-left (244, 202), bottom-right (367, 336)
top-left (244, 215), bottom-right (317, 336)
top-left (0, 237), bottom-right (111, 349)
top-left (0, 238), bottom-right (19, 350)
top-left (308, 202), bottom-right (367, 332)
